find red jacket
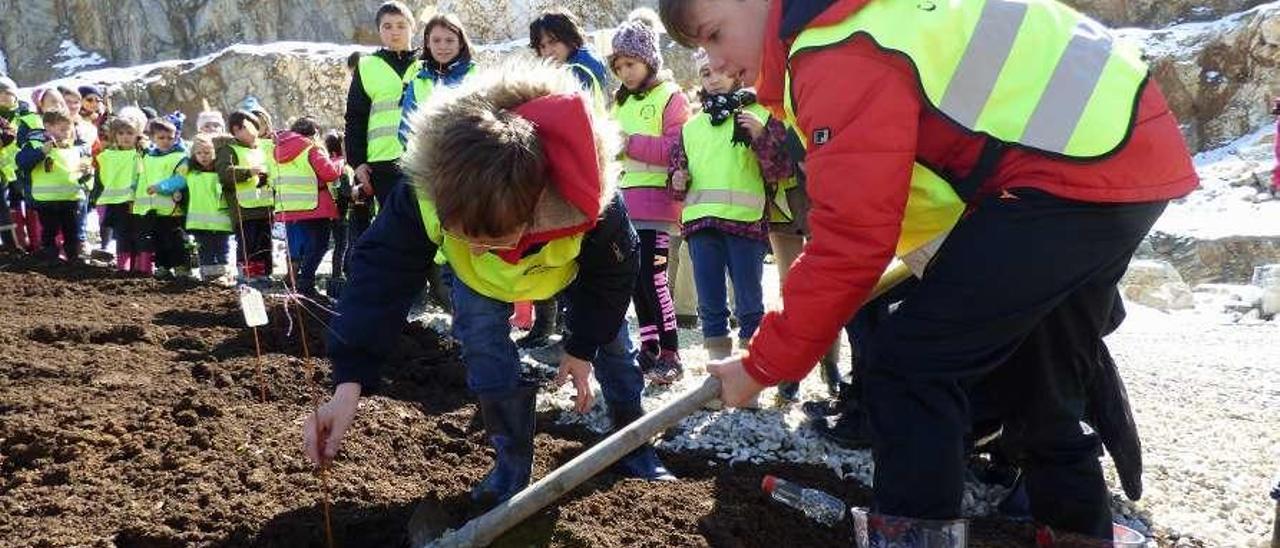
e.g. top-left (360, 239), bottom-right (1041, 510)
top-left (743, 0), bottom-right (1200, 386)
top-left (273, 131), bottom-right (344, 222)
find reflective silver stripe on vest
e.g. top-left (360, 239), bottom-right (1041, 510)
top-left (938, 0), bottom-right (1028, 127)
top-left (276, 193), bottom-right (315, 203)
top-left (900, 230), bottom-right (950, 278)
top-left (371, 99), bottom-right (401, 113)
top-left (685, 189), bottom-right (767, 211)
top-left (368, 126), bottom-right (400, 140)
top-left (34, 184), bottom-right (83, 196)
top-left (1020, 21), bottom-right (1114, 153)
top-left (621, 159), bottom-right (667, 175)
top-left (276, 175), bottom-right (315, 185)
top-left (186, 212), bottom-right (230, 225)
top-left (237, 189), bottom-right (266, 202)
top-left (98, 188), bottom-right (133, 201)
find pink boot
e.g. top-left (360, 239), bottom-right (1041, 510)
top-left (133, 251), bottom-right (154, 275)
top-left (511, 301), bottom-right (534, 330)
top-left (24, 209), bottom-right (42, 254)
top-left (116, 252), bottom-right (133, 272)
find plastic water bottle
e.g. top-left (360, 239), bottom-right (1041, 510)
top-left (761, 475), bottom-right (846, 527)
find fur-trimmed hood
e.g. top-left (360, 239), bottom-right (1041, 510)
top-left (400, 58), bottom-right (621, 258)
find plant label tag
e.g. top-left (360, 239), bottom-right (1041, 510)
top-left (239, 286), bottom-right (269, 327)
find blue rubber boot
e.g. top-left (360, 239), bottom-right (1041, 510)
top-left (470, 385), bottom-right (537, 508)
top-left (609, 400), bottom-right (675, 481)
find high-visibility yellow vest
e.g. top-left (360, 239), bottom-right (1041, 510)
top-left (416, 192), bottom-right (583, 303)
top-left (359, 55), bottom-right (421, 163)
top-left (680, 104), bottom-right (772, 224)
top-left (96, 148), bottom-right (141, 205)
top-left (0, 139), bottom-right (16, 184)
top-left (409, 64), bottom-right (476, 110)
top-left (274, 146), bottom-right (320, 213)
top-left (568, 62), bottom-right (607, 109)
top-left (230, 142), bottom-right (273, 209)
top-left (785, 0), bottom-right (1148, 158)
top-left (2, 112), bottom-right (42, 183)
top-left (768, 175), bottom-right (799, 224)
top-left (133, 150), bottom-right (186, 216)
top-left (30, 147), bottom-right (85, 202)
top-left (614, 81), bottom-right (680, 189)
top-left (185, 170), bottom-right (232, 232)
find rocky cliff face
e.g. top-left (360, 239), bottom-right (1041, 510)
top-left (3, 0), bottom-right (1278, 153)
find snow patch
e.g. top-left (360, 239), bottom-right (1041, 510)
top-left (1153, 125), bottom-right (1280, 238)
top-left (51, 39), bottom-right (107, 76)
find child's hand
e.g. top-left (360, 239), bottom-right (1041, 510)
top-left (736, 111), bottom-right (765, 141)
top-left (172, 191), bottom-right (184, 202)
top-left (147, 184), bottom-right (159, 195)
top-left (354, 164), bottom-right (372, 186)
top-left (303, 382), bottom-right (362, 467)
top-left (554, 354), bottom-right (595, 414)
top-left (671, 170), bottom-right (689, 192)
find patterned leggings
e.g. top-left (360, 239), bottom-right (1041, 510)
top-left (633, 229), bottom-right (679, 354)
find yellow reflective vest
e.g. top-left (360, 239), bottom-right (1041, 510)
top-left (31, 146), bottom-right (86, 202)
top-left (230, 142), bottom-right (273, 209)
top-left (416, 192), bottom-right (583, 303)
top-left (785, 0), bottom-right (1148, 158)
top-left (185, 170), bottom-right (232, 232)
top-left (133, 149), bottom-right (186, 216)
top-left (95, 148), bottom-right (141, 205)
top-left (613, 81), bottom-right (681, 189)
top-left (359, 55), bottom-right (420, 163)
top-left (679, 104), bottom-right (772, 224)
top-left (274, 146), bottom-right (320, 213)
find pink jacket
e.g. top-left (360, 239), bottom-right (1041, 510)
top-left (620, 90), bottom-right (690, 224)
top-left (1273, 117), bottom-right (1280, 191)
top-left (273, 131), bottom-right (344, 222)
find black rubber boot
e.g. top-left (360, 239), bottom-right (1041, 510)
top-left (470, 385), bottom-right (537, 509)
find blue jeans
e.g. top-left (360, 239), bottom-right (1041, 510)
top-left (687, 229), bottom-right (768, 340)
top-left (451, 281), bottom-right (644, 403)
top-left (286, 219), bottom-right (331, 291)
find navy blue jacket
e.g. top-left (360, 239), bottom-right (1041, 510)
top-left (328, 181), bottom-right (640, 390)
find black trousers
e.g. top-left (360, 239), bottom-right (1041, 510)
top-left (137, 214), bottom-right (188, 269)
top-left (36, 201), bottom-right (81, 260)
top-left (234, 217), bottom-right (273, 275)
top-left (102, 203), bottom-right (137, 254)
top-left (863, 188), bottom-right (1166, 538)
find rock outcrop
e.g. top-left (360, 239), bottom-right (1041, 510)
top-left (1065, 0), bottom-right (1273, 28)
top-left (1117, 3), bottom-right (1280, 152)
top-left (1144, 231), bottom-right (1280, 285)
top-left (1120, 259), bottom-right (1197, 311)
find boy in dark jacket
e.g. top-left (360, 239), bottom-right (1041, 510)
top-left (304, 60), bottom-right (672, 509)
top-left (344, 1), bottom-right (420, 209)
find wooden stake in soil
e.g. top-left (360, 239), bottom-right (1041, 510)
top-left (280, 219), bottom-right (336, 548)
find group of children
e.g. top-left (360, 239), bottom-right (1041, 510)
top-left (298, 0), bottom-right (842, 516)
top-left (0, 77), bottom-right (357, 297)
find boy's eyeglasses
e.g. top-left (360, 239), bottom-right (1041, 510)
top-left (443, 226), bottom-right (526, 251)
